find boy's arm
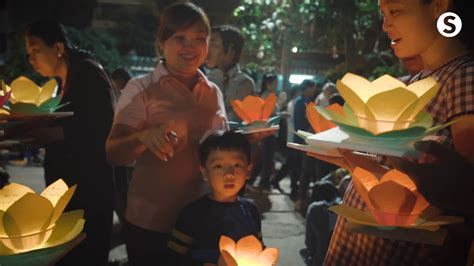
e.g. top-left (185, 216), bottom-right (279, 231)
top-left (167, 211), bottom-right (196, 265)
top-left (247, 200), bottom-right (264, 244)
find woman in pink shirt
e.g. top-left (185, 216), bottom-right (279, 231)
top-left (105, 3), bottom-right (227, 264)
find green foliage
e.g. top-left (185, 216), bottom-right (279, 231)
top-left (66, 27), bottom-right (125, 73)
top-left (108, 6), bottom-right (158, 57)
top-left (233, 0), bottom-right (406, 80)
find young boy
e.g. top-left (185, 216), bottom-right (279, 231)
top-left (167, 131), bottom-right (262, 266)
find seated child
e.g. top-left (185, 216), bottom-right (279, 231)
top-left (167, 131), bottom-right (262, 266)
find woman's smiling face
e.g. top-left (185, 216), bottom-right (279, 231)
top-left (379, 0), bottom-right (439, 58)
top-left (160, 21), bottom-right (209, 75)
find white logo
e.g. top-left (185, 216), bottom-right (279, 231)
top-left (437, 12), bottom-right (462, 38)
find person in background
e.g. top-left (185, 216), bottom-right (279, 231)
top-left (24, 19), bottom-right (114, 266)
top-left (293, 80), bottom-right (321, 208)
top-left (300, 180), bottom-right (342, 266)
top-left (206, 25), bottom-right (255, 122)
top-left (110, 67), bottom-right (132, 105)
top-left (249, 73), bottom-right (278, 190)
top-left (314, 81), bottom-right (337, 107)
top-left (167, 131), bottom-right (262, 266)
top-left (271, 86), bottom-right (301, 193)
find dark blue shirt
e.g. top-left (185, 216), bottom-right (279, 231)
top-left (168, 196), bottom-right (262, 265)
top-left (293, 95), bottom-right (311, 144)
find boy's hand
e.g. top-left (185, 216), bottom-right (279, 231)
top-left (136, 121), bottom-right (179, 162)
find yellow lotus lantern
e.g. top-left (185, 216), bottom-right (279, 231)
top-left (351, 167), bottom-right (430, 226)
top-left (0, 179), bottom-right (83, 254)
top-left (218, 235), bottom-right (279, 266)
top-left (336, 73), bottom-right (440, 134)
top-left (2, 76), bottom-right (61, 114)
top-left (231, 93), bottom-right (277, 124)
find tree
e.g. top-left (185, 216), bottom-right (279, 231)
top-left (233, 0), bottom-right (405, 81)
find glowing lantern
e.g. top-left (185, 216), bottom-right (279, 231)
top-left (231, 93), bottom-right (277, 125)
top-left (2, 76), bottom-right (61, 114)
top-left (0, 179), bottom-right (84, 254)
top-left (218, 235), bottom-right (279, 266)
top-left (307, 102), bottom-right (343, 133)
top-left (351, 167), bottom-right (430, 226)
top-left (336, 73), bottom-right (439, 134)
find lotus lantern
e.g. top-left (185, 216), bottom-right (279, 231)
top-left (2, 76), bottom-right (61, 114)
top-left (351, 167), bottom-right (430, 226)
top-left (0, 179), bottom-right (84, 254)
top-left (336, 73), bottom-right (439, 134)
top-left (218, 235), bottom-right (279, 266)
top-left (231, 93), bottom-right (278, 125)
top-left (307, 102), bottom-right (343, 133)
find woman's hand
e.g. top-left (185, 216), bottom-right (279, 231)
top-left (136, 121), bottom-right (179, 162)
top-left (390, 141), bottom-right (474, 215)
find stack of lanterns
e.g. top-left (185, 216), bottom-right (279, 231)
top-left (289, 73), bottom-right (463, 229)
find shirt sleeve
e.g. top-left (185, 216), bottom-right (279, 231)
top-left (114, 79), bottom-right (147, 129)
top-left (167, 207), bottom-right (196, 263)
top-left (214, 84), bottom-right (228, 131)
top-left (247, 200), bottom-right (263, 243)
top-left (444, 63), bottom-right (474, 121)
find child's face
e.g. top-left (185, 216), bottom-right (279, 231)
top-left (160, 21), bottom-right (209, 75)
top-left (379, 0), bottom-right (439, 58)
top-left (201, 149), bottom-right (251, 201)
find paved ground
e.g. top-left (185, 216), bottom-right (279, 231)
top-left (5, 164), bottom-right (307, 266)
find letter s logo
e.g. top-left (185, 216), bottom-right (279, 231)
top-left (437, 12), bottom-right (462, 37)
top-left (443, 16), bottom-right (456, 34)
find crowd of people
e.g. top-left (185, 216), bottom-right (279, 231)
top-left (4, 0), bottom-right (473, 265)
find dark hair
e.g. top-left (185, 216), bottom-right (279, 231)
top-left (311, 180), bottom-right (340, 202)
top-left (260, 73), bottom-right (278, 96)
top-left (157, 2), bottom-right (210, 44)
top-left (211, 25), bottom-right (245, 66)
top-left (25, 19), bottom-right (75, 52)
top-left (198, 131), bottom-right (251, 166)
top-left (329, 94), bottom-right (345, 106)
top-left (299, 79), bottom-right (316, 91)
top-left (111, 68), bottom-right (132, 82)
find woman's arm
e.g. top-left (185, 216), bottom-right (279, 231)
top-left (106, 122), bottom-right (178, 166)
top-left (105, 124), bottom-right (146, 166)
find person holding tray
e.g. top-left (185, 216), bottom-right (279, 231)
top-left (24, 20), bottom-right (115, 265)
top-left (310, 0), bottom-right (474, 265)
